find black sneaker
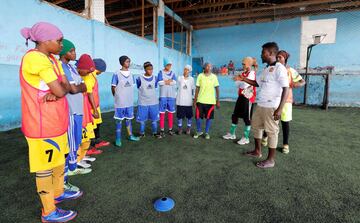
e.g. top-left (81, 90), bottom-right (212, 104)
top-left (139, 133), bottom-right (145, 138)
top-left (168, 129), bottom-right (175, 136)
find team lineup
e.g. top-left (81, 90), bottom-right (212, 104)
top-left (19, 22), bottom-right (305, 222)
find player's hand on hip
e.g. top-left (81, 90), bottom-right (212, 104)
top-left (43, 93), bottom-right (57, 102)
top-left (93, 110), bottom-right (100, 119)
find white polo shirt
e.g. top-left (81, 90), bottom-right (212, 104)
top-left (257, 62), bottom-right (289, 108)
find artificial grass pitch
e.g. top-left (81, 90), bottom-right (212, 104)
top-left (0, 102), bottom-right (359, 223)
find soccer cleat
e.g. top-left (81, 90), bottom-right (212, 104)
top-left (261, 137), bottom-right (268, 147)
top-left (54, 189), bottom-right (83, 204)
top-left (237, 137), bottom-right (250, 145)
top-left (68, 168), bottom-right (92, 176)
top-left (115, 140), bottom-right (122, 147)
top-left (128, 135), bottom-right (140, 141)
top-left (168, 129), bottom-right (175, 136)
top-left (160, 131), bottom-right (166, 138)
top-left (223, 133), bottom-right (236, 140)
top-left (86, 147), bottom-right (103, 155)
top-left (77, 160), bottom-right (91, 169)
top-left (83, 156), bottom-right (96, 162)
top-left (193, 132), bottom-right (203, 139)
top-left (41, 208), bottom-right (77, 223)
top-left (204, 133), bottom-right (211, 140)
top-left (153, 133), bottom-right (162, 139)
top-left (64, 182), bottom-right (80, 192)
top-left (95, 140), bottom-right (110, 148)
top-left (186, 127), bottom-right (191, 135)
top-left (282, 145), bottom-right (290, 154)
top-left (177, 128), bottom-right (183, 135)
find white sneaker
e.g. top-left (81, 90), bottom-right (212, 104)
top-left (77, 160), bottom-right (91, 169)
top-left (223, 133), bottom-right (236, 140)
top-left (237, 137), bottom-right (250, 145)
top-left (83, 156), bottom-right (96, 162)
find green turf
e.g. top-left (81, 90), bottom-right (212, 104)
top-left (1, 102), bottom-right (359, 223)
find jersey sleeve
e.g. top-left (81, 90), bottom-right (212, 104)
top-left (277, 66), bottom-right (290, 88)
top-left (290, 68), bottom-right (303, 82)
top-left (214, 75), bottom-right (219, 87)
top-left (136, 77), bottom-right (141, 88)
top-left (196, 74), bottom-right (201, 87)
top-left (83, 75), bottom-right (95, 93)
top-left (62, 63), bottom-right (75, 84)
top-left (157, 71), bottom-right (165, 86)
top-left (111, 73), bottom-right (118, 87)
top-left (25, 52), bottom-right (58, 84)
top-left (248, 71), bottom-right (256, 81)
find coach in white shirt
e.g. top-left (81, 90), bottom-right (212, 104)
top-left (238, 42), bottom-right (289, 169)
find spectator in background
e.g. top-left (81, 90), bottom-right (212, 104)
top-left (228, 60), bottom-right (235, 75)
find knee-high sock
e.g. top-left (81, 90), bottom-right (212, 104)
top-left (178, 119), bottom-right (183, 128)
top-left (168, 112), bottom-right (174, 130)
top-left (116, 120), bottom-right (122, 145)
top-left (205, 119), bottom-right (212, 133)
top-left (244, 125), bottom-right (251, 139)
top-left (64, 158), bottom-right (69, 184)
top-left (160, 113), bottom-right (165, 130)
top-left (187, 118), bottom-right (192, 128)
top-left (230, 124), bottom-right (237, 135)
top-left (151, 121), bottom-right (157, 134)
top-left (125, 119), bottom-right (132, 136)
top-left (196, 119), bottom-right (202, 132)
top-left (140, 121), bottom-right (146, 134)
top-left (53, 163), bottom-right (65, 198)
top-left (77, 141), bottom-right (90, 162)
top-left (36, 170), bottom-right (56, 215)
top-left (281, 121), bottom-right (290, 145)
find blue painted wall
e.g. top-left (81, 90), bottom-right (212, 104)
top-left (192, 11), bottom-right (360, 107)
top-left (0, 0), bottom-right (191, 131)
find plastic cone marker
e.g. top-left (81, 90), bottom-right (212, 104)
top-left (154, 197), bottom-right (175, 212)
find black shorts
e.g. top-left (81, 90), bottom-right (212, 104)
top-left (177, 105), bottom-right (193, 119)
top-left (195, 103), bottom-right (215, 119)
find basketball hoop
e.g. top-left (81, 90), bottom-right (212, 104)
top-left (312, 34), bottom-right (327, 45)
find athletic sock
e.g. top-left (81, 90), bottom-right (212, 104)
top-left (178, 119), bottom-right (183, 129)
top-left (160, 113), bottom-right (165, 131)
top-left (36, 170), bottom-right (56, 215)
top-left (140, 122), bottom-right (146, 135)
top-left (116, 120), bottom-right (122, 145)
top-left (151, 121), bottom-right (157, 134)
top-left (196, 119), bottom-right (202, 132)
top-left (125, 119), bottom-right (132, 136)
top-left (77, 141), bottom-right (90, 162)
top-left (64, 159), bottom-right (69, 184)
top-left (187, 118), bottom-right (192, 128)
top-left (244, 125), bottom-right (251, 139)
top-left (230, 124), bottom-right (237, 135)
top-left (205, 119), bottom-right (212, 133)
top-left (168, 112), bottom-right (174, 130)
top-left (53, 164), bottom-right (65, 198)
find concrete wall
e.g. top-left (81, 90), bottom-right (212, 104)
top-left (192, 11), bottom-right (360, 107)
top-left (0, 0), bottom-right (191, 131)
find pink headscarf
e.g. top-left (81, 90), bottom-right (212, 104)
top-left (20, 22), bottom-right (63, 46)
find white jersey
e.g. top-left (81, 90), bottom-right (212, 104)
top-left (257, 62), bottom-right (289, 108)
top-left (176, 76), bottom-right (195, 106)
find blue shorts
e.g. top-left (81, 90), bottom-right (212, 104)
top-left (137, 105), bottom-right (159, 122)
top-left (159, 97), bottom-right (176, 113)
top-left (114, 106), bottom-right (134, 120)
